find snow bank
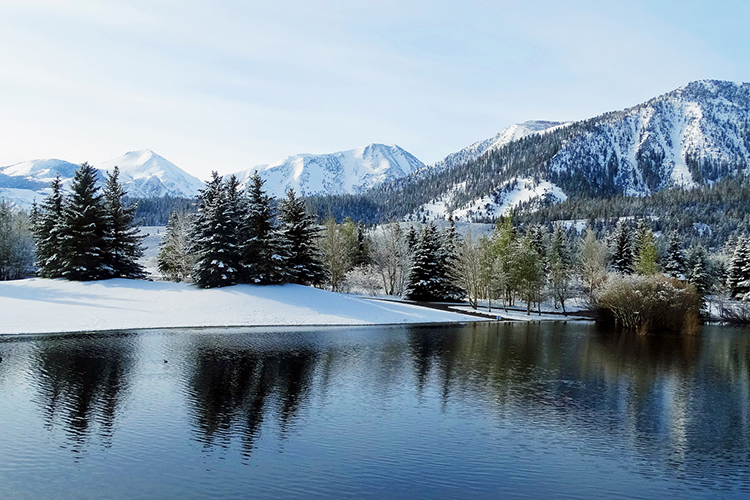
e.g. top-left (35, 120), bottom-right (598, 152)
top-left (0, 278), bottom-right (485, 335)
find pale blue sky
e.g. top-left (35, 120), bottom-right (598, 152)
top-left (0, 0), bottom-right (747, 179)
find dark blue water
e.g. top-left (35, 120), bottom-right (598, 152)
top-left (1, 322), bottom-right (749, 499)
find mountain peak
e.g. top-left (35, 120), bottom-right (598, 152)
top-left (233, 143), bottom-right (425, 198)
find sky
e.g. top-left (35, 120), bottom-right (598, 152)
top-left (0, 0), bottom-right (748, 180)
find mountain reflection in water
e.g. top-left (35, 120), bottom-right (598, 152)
top-left (0, 322), bottom-right (749, 499)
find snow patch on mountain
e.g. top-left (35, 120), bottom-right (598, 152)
top-left (233, 143), bottom-right (425, 198)
top-left (452, 178), bottom-right (567, 221)
top-left (410, 178), bottom-right (566, 222)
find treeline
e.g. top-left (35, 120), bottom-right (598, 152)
top-left (31, 163), bottom-right (145, 280)
top-left (127, 195), bottom-right (195, 226)
top-left (514, 174), bottom-right (750, 249)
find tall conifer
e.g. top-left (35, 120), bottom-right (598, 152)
top-left (277, 188), bottom-right (326, 285)
top-left (103, 166), bottom-right (146, 279)
top-left (241, 172), bottom-right (281, 284)
top-left (60, 162), bottom-right (109, 280)
top-left (32, 174), bottom-right (66, 278)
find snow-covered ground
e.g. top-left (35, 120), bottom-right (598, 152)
top-left (0, 279), bottom-right (487, 335)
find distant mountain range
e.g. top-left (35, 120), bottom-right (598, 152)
top-left (0, 145), bottom-right (426, 209)
top-left (0, 150), bottom-right (204, 208)
top-left (233, 143), bottom-right (425, 199)
top-left (310, 79), bottom-right (750, 223)
top-left (3, 80), bottom-right (749, 224)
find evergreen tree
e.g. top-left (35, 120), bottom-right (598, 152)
top-left (634, 220), bottom-right (658, 275)
top-left (240, 172), bottom-right (281, 284)
top-left (60, 162), bottom-right (110, 281)
top-left (405, 223), bottom-right (445, 301)
top-left (610, 220), bottom-right (634, 274)
top-left (510, 235), bottom-right (544, 315)
top-left (103, 166), bottom-right (146, 279)
top-left (32, 174), bottom-right (66, 278)
top-left (689, 256), bottom-right (712, 297)
top-left (191, 172), bottom-right (242, 288)
top-left (439, 217), bottom-right (465, 301)
top-left (663, 231), bottom-right (686, 278)
top-left (727, 236), bottom-right (750, 297)
top-left (277, 188), bottom-right (326, 286)
top-left (157, 210), bottom-right (194, 282)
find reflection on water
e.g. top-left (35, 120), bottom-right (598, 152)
top-left (32, 333), bottom-right (136, 457)
top-left (186, 340), bottom-right (317, 455)
top-left (1, 322), bottom-right (750, 499)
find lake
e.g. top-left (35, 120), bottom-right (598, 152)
top-left (1, 322), bottom-right (749, 499)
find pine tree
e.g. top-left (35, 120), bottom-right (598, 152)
top-left (60, 162), bottom-right (110, 281)
top-left (610, 220), bottom-right (634, 274)
top-left (439, 217), bottom-right (465, 301)
top-left (191, 172), bottom-right (242, 288)
top-left (689, 257), bottom-right (712, 297)
top-left (32, 174), bottom-right (66, 278)
top-left (663, 231), bottom-right (686, 278)
top-left (277, 188), bottom-right (326, 286)
top-left (158, 210), bottom-right (194, 282)
top-left (727, 236), bottom-right (750, 297)
top-left (405, 223), bottom-right (445, 301)
top-left (103, 166), bottom-right (146, 279)
top-left (240, 172), bottom-right (281, 284)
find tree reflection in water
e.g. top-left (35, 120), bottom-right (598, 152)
top-left (31, 333), bottom-right (136, 458)
top-left (184, 340), bottom-right (318, 457)
top-left (7, 322), bottom-right (750, 493)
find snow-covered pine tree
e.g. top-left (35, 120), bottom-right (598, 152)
top-left (405, 222), bottom-right (444, 301)
top-left (689, 256), bottom-right (712, 297)
top-left (241, 172), bottom-right (281, 284)
top-left (191, 172), bottom-right (242, 288)
top-left (663, 231), bottom-right (686, 278)
top-left (439, 217), bottom-right (465, 301)
top-left (60, 162), bottom-right (110, 281)
top-left (610, 219), bottom-right (634, 274)
top-left (103, 166), bottom-right (146, 279)
top-left (157, 210), bottom-right (194, 282)
top-left (726, 236), bottom-right (750, 297)
top-left (32, 174), bottom-right (66, 278)
top-left (277, 188), bottom-right (326, 286)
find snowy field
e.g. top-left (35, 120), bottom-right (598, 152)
top-left (0, 279), bottom-right (487, 335)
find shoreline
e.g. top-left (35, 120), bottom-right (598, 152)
top-left (0, 278), bottom-right (492, 336)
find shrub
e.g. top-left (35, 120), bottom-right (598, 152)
top-left (594, 273), bottom-right (701, 333)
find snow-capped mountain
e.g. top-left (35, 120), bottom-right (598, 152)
top-left (545, 80), bottom-right (750, 196)
top-left (0, 159), bottom-right (80, 190)
top-left (430, 120), bottom-right (568, 172)
top-left (0, 150), bottom-right (203, 209)
top-left (97, 150), bottom-right (204, 198)
top-left (233, 143), bottom-right (425, 199)
top-left (403, 80), bottom-right (750, 222)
